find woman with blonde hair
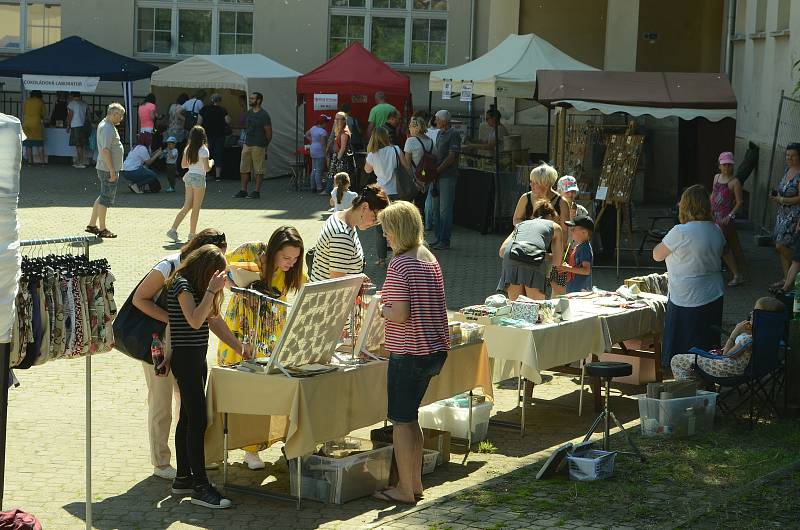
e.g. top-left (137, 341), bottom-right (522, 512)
top-left (365, 126), bottom-right (412, 266)
top-left (374, 201), bottom-right (449, 506)
top-left (325, 111), bottom-right (355, 193)
top-left (654, 184), bottom-right (726, 369)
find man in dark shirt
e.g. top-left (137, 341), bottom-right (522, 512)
top-left (198, 94), bottom-right (230, 181)
top-left (233, 91), bottom-right (272, 199)
top-left (430, 109), bottom-right (461, 250)
top-left (381, 109), bottom-right (400, 145)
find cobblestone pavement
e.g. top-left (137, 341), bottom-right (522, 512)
top-left (5, 165), bottom-right (781, 529)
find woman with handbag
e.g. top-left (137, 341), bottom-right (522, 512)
top-left (325, 111), bottom-right (355, 193)
top-left (365, 127), bottom-right (412, 267)
top-left (131, 229), bottom-right (245, 481)
top-left (215, 226), bottom-right (306, 470)
top-left (497, 199), bottom-right (564, 301)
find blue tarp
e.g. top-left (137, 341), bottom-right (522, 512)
top-left (0, 36), bottom-right (156, 81)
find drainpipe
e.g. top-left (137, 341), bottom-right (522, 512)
top-left (468, 0), bottom-right (476, 62)
top-left (724, 0), bottom-right (736, 80)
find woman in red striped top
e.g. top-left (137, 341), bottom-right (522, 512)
top-left (374, 201), bottom-right (450, 506)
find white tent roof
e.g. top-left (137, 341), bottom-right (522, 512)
top-left (555, 99), bottom-right (736, 122)
top-left (429, 33), bottom-right (597, 99)
top-left (150, 54), bottom-right (301, 178)
top-left (150, 54), bottom-right (301, 91)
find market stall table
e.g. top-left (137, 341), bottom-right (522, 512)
top-left (203, 341), bottom-right (491, 502)
top-left (43, 127), bottom-right (76, 158)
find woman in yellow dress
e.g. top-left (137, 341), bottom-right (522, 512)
top-left (22, 90), bottom-right (46, 164)
top-left (217, 225), bottom-right (307, 470)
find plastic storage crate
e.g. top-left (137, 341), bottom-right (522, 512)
top-left (418, 397), bottom-right (492, 442)
top-left (567, 450), bottom-right (616, 481)
top-left (288, 437), bottom-right (393, 504)
top-left (637, 390), bottom-right (717, 437)
top-left (421, 449), bottom-right (439, 475)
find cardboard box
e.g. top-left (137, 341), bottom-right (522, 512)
top-left (370, 426), bottom-right (451, 465)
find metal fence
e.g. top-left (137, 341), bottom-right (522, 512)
top-left (0, 88), bottom-right (143, 145)
top-left (761, 91), bottom-right (800, 232)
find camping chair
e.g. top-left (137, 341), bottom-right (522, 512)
top-left (637, 207), bottom-right (678, 257)
top-left (693, 309), bottom-right (787, 428)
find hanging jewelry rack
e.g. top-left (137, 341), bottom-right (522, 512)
top-left (0, 234), bottom-right (98, 530)
top-left (229, 287), bottom-right (290, 362)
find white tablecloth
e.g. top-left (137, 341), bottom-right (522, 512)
top-left (484, 313), bottom-right (608, 384)
top-left (43, 127), bottom-right (76, 157)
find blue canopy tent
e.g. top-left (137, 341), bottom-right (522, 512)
top-left (0, 36), bottom-right (157, 147)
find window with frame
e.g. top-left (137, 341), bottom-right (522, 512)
top-left (329, 0), bottom-right (448, 67)
top-left (135, 0), bottom-right (253, 57)
top-left (0, 1), bottom-right (61, 51)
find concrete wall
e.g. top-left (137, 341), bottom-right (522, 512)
top-left (518, 0), bottom-right (608, 69)
top-left (636, 0), bottom-right (724, 72)
top-left (731, 0), bottom-right (800, 229)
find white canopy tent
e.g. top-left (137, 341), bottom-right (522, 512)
top-left (429, 33), bottom-right (597, 99)
top-left (151, 54), bottom-right (301, 178)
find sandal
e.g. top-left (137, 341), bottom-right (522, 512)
top-left (97, 229), bottom-right (117, 239)
top-left (85, 225), bottom-right (100, 235)
top-left (372, 489), bottom-right (417, 506)
top-left (728, 276), bottom-right (746, 287)
top-left (769, 286), bottom-right (787, 297)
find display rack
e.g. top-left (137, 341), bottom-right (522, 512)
top-left (0, 234), bottom-right (98, 530)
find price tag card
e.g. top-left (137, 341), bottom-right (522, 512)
top-left (595, 186), bottom-right (608, 201)
top-left (460, 81), bottom-right (474, 102)
top-left (442, 80), bottom-right (452, 100)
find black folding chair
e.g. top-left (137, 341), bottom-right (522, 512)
top-left (695, 310), bottom-right (787, 428)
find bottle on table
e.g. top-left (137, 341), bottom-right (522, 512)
top-left (151, 332), bottom-right (167, 376)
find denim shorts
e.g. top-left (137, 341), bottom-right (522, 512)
top-left (96, 169), bottom-right (118, 207)
top-left (183, 172), bottom-right (206, 189)
top-left (387, 351), bottom-right (448, 423)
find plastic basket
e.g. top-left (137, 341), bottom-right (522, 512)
top-left (566, 450), bottom-right (616, 481)
top-left (636, 390), bottom-right (717, 437)
top-left (421, 448), bottom-right (439, 475)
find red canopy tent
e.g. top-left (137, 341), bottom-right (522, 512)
top-left (296, 43), bottom-right (411, 140)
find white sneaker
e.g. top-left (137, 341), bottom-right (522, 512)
top-left (153, 465), bottom-right (177, 480)
top-left (166, 228), bottom-right (179, 242)
top-left (243, 451), bottom-right (265, 470)
top-left (128, 183), bottom-right (143, 194)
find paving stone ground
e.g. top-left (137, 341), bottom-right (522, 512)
top-left (4, 164), bottom-right (781, 529)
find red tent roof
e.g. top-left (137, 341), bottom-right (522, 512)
top-left (297, 42), bottom-right (410, 96)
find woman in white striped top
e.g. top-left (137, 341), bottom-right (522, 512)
top-left (309, 183), bottom-right (391, 281)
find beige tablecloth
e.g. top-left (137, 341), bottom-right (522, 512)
top-left (484, 313), bottom-right (608, 384)
top-left (204, 342), bottom-right (492, 460)
top-left (569, 295), bottom-right (667, 345)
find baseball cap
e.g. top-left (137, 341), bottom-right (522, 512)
top-left (718, 151), bottom-right (734, 165)
top-left (566, 214), bottom-right (595, 231)
top-left (557, 175), bottom-right (579, 194)
top-left (165, 136), bottom-right (177, 143)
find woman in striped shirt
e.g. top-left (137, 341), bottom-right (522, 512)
top-left (309, 183), bottom-right (390, 281)
top-left (374, 201), bottom-right (449, 506)
top-left (166, 244), bottom-right (232, 509)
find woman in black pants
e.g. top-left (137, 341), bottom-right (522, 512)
top-left (165, 244), bottom-right (232, 509)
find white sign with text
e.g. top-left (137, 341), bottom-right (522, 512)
top-left (313, 93), bottom-right (338, 111)
top-left (23, 75), bottom-right (100, 93)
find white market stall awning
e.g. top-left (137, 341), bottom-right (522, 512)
top-left (429, 33), bottom-right (597, 99)
top-left (555, 100), bottom-right (736, 122)
top-left (151, 54), bottom-right (302, 178)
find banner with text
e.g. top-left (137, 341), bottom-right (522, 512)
top-left (22, 75), bottom-right (100, 93)
top-left (313, 93), bottom-right (338, 111)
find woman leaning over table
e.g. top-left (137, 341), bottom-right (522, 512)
top-left (215, 226), bottom-right (307, 470)
top-left (373, 201), bottom-right (449, 507)
top-left (309, 183), bottom-right (391, 281)
top-left (132, 229), bottom-right (247, 481)
top-left (653, 184), bottom-right (726, 370)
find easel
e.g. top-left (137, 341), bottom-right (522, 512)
top-left (594, 123), bottom-right (644, 277)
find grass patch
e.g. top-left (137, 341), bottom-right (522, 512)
top-left (454, 420), bottom-right (800, 529)
top-left (477, 440), bottom-right (498, 454)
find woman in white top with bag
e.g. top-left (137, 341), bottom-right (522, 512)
top-left (364, 127), bottom-right (412, 266)
top-left (167, 125), bottom-right (214, 242)
top-left (131, 229), bottom-right (246, 480)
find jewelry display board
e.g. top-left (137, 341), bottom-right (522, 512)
top-left (597, 133), bottom-right (644, 203)
top-left (353, 295), bottom-right (384, 357)
top-left (563, 122), bottom-right (592, 186)
top-left (267, 275), bottom-right (366, 376)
